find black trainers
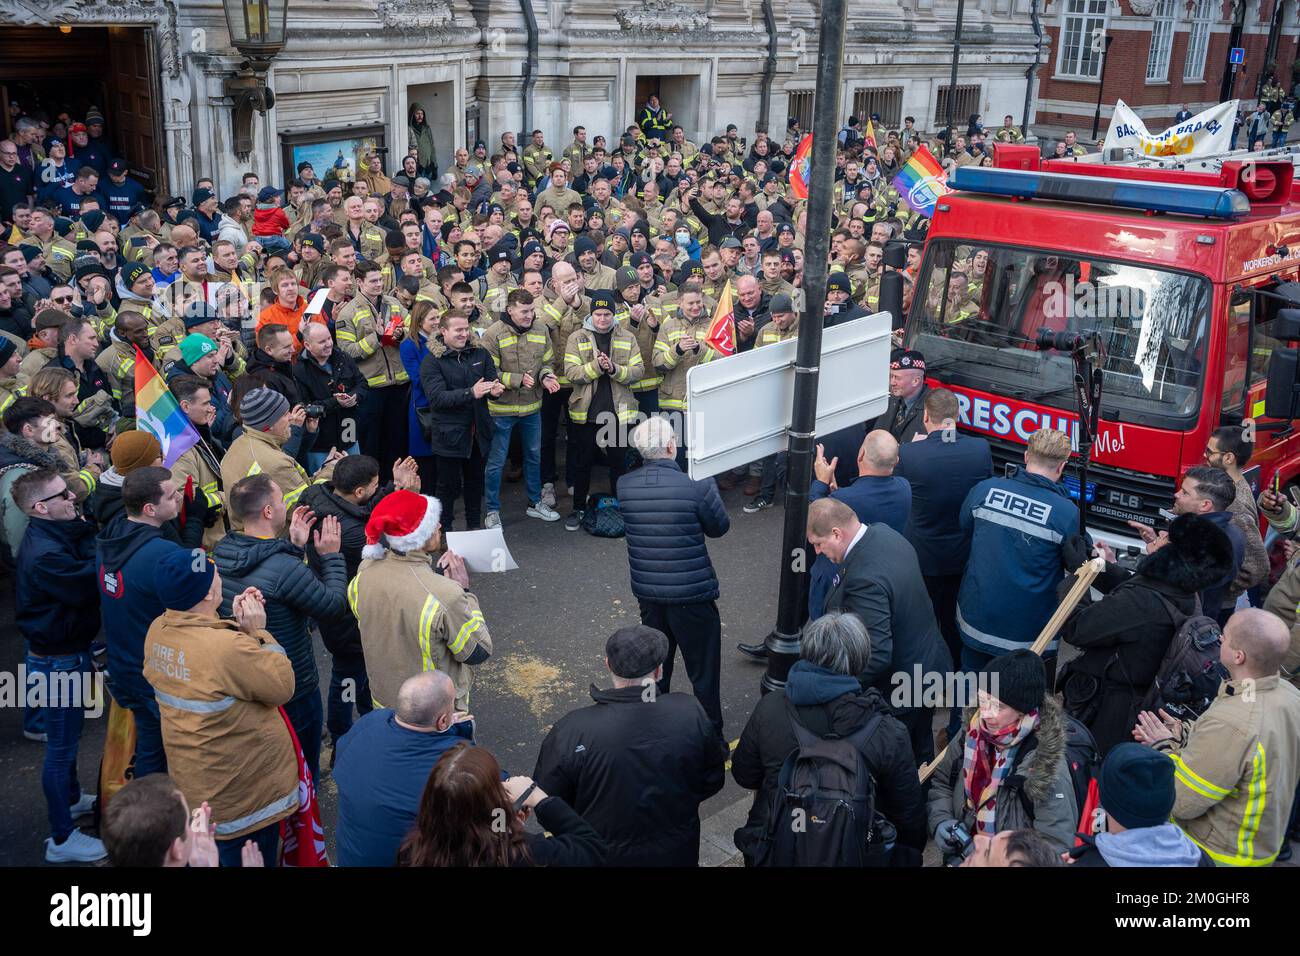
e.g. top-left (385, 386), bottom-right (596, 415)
top-left (564, 510), bottom-right (584, 532)
top-left (743, 496), bottom-right (774, 514)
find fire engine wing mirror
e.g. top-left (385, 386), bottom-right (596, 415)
top-left (879, 271), bottom-right (906, 331)
top-left (1264, 346), bottom-right (1300, 420)
top-left (1272, 282), bottom-right (1300, 306)
top-left (882, 241), bottom-right (908, 271)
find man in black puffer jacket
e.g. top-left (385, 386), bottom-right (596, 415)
top-left (731, 611), bottom-right (928, 866)
top-left (618, 416), bottom-right (729, 733)
top-left (419, 311), bottom-right (498, 530)
top-left (214, 472), bottom-right (350, 784)
top-left (300, 453), bottom-right (421, 748)
top-left (1059, 513), bottom-right (1234, 757)
top-left (533, 625), bottom-right (728, 866)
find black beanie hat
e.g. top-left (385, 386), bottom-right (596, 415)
top-left (1099, 742), bottom-right (1177, 830)
top-left (982, 649), bottom-right (1046, 714)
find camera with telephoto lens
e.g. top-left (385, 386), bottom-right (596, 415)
top-left (304, 404), bottom-right (325, 418)
top-left (1035, 329), bottom-right (1090, 352)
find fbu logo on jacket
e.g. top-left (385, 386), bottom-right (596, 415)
top-left (983, 487), bottom-right (1051, 525)
top-left (99, 564), bottom-right (125, 600)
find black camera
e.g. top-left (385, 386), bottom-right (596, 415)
top-left (945, 821), bottom-right (976, 864)
top-left (1035, 329), bottom-right (1089, 352)
top-left (304, 404), bottom-right (325, 418)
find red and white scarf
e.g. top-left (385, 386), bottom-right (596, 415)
top-left (961, 708), bottom-right (1039, 835)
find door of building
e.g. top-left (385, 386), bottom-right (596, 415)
top-left (107, 27), bottom-right (164, 191)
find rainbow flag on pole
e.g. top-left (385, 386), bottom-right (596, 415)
top-left (891, 145), bottom-right (949, 218)
top-left (788, 134), bottom-right (814, 200)
top-left (134, 345), bottom-right (200, 467)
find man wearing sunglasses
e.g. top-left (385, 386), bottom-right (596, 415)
top-left (13, 467), bottom-right (105, 862)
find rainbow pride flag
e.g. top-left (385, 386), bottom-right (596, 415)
top-left (788, 134), bottom-right (813, 200)
top-left (891, 145), bottom-right (949, 218)
top-left (134, 345), bottom-right (200, 467)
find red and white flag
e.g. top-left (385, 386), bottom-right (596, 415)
top-left (704, 283), bottom-right (737, 357)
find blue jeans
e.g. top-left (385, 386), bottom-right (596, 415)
top-left (110, 687), bottom-right (167, 777)
top-left (217, 820), bottom-right (280, 868)
top-left (283, 691), bottom-right (323, 787)
top-left (254, 234), bottom-right (292, 257)
top-left (485, 411), bottom-right (541, 513)
top-left (308, 441), bottom-right (359, 474)
top-left (327, 652), bottom-right (372, 742)
top-left (27, 651), bottom-right (93, 841)
top-left (22, 641), bottom-right (44, 736)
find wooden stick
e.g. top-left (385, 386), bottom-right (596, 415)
top-left (917, 557), bottom-right (1105, 784)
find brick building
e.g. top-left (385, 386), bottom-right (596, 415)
top-left (1035, 0), bottom-right (1300, 142)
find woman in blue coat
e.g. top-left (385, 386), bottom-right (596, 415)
top-left (400, 301), bottom-right (439, 493)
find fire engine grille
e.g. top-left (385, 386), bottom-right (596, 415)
top-left (977, 433), bottom-right (1178, 541)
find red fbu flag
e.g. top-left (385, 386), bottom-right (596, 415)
top-left (704, 283), bottom-right (737, 357)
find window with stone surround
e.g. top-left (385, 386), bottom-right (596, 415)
top-left (1146, 0), bottom-right (1177, 82)
top-left (1057, 0), bottom-right (1109, 79)
top-left (852, 87), bottom-right (904, 129)
top-left (1183, 0), bottom-right (1213, 82)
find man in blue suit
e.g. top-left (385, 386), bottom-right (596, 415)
top-left (894, 387), bottom-right (992, 669)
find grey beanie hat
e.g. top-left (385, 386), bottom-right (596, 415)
top-left (240, 387), bottom-right (290, 431)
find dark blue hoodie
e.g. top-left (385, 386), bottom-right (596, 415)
top-left (96, 518), bottom-right (182, 701)
top-left (783, 659), bottom-right (863, 707)
top-left (1200, 511), bottom-right (1244, 615)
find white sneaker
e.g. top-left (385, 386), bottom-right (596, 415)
top-left (484, 511), bottom-right (501, 529)
top-left (68, 793), bottom-right (96, 818)
top-left (22, 730), bottom-right (47, 742)
top-left (45, 828), bottom-right (107, 863)
top-left (527, 501), bottom-right (561, 522)
top-left (540, 482), bottom-right (557, 508)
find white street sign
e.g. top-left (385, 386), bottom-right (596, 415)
top-left (685, 311), bottom-right (893, 480)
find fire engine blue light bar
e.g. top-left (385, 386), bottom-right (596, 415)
top-left (951, 166), bottom-right (1251, 220)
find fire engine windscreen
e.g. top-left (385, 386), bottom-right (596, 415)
top-left (907, 241), bottom-right (1210, 427)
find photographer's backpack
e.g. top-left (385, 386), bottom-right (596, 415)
top-left (757, 700), bottom-right (886, 867)
top-left (1140, 593), bottom-right (1226, 719)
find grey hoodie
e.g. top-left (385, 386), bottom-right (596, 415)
top-left (1094, 823), bottom-right (1206, 867)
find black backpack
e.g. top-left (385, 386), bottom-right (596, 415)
top-left (579, 495), bottom-right (625, 538)
top-left (756, 700), bottom-right (887, 867)
top-left (1140, 593), bottom-right (1226, 719)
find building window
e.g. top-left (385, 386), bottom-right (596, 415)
top-left (1183, 0), bottom-right (1213, 82)
top-left (934, 85), bottom-right (982, 128)
top-left (852, 87), bottom-right (904, 128)
top-left (1146, 0), bottom-right (1177, 82)
top-left (787, 91), bottom-right (814, 133)
top-left (1057, 0), bottom-right (1109, 79)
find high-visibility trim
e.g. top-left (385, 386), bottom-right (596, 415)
top-left (449, 610), bottom-right (484, 654)
top-left (1170, 753), bottom-right (1234, 799)
top-left (525, 332), bottom-right (548, 345)
top-left (246, 461), bottom-right (263, 476)
top-left (366, 373), bottom-right (391, 387)
top-left (0, 392), bottom-right (13, 412)
top-left (497, 333), bottom-right (519, 348)
top-left (355, 337), bottom-right (377, 357)
top-left (418, 595), bottom-right (441, 671)
top-left (153, 687), bottom-right (236, 714)
top-left (282, 482), bottom-right (308, 507)
top-left (347, 577), bottom-right (359, 616)
top-left (1239, 743), bottom-right (1267, 862)
top-left (335, 330), bottom-right (358, 342)
top-left (489, 399), bottom-right (542, 415)
top-left (213, 788), bottom-right (300, 837)
top-left (78, 468), bottom-right (97, 494)
top-left (659, 397), bottom-right (687, 410)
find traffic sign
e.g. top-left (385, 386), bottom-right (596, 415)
top-left (1230, 47), bottom-right (1245, 65)
top-left (684, 311), bottom-right (892, 480)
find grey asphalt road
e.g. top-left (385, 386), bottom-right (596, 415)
top-left (0, 470), bottom-right (786, 866)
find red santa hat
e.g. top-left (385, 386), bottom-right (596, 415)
top-left (362, 490), bottom-right (442, 561)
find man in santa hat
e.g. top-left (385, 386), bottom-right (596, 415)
top-left (349, 489), bottom-right (492, 712)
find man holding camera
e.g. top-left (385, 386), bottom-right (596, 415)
top-left (293, 321), bottom-right (367, 473)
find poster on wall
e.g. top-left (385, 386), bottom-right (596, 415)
top-left (281, 128), bottom-right (385, 185)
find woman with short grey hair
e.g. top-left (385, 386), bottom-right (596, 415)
top-left (730, 611), bottom-right (927, 866)
top-left (800, 611), bottom-right (871, 678)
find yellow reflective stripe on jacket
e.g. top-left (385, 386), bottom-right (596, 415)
top-left (659, 397), bottom-right (686, 410)
top-left (449, 610), bottom-right (485, 655)
top-left (497, 333), bottom-right (518, 348)
top-left (418, 595), bottom-right (441, 671)
top-left (0, 392), bottom-right (13, 412)
top-left (282, 482), bottom-right (308, 507)
top-left (489, 398), bottom-right (541, 415)
top-left (200, 481), bottom-right (222, 509)
top-left (347, 577), bottom-right (359, 616)
top-left (1170, 753), bottom-right (1234, 800)
top-left (78, 469), bottom-right (97, 494)
top-left (1238, 743), bottom-right (1267, 863)
top-left (246, 461), bottom-right (263, 476)
top-left (366, 373), bottom-right (391, 387)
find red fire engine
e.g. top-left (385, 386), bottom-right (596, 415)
top-left (901, 142), bottom-right (1300, 552)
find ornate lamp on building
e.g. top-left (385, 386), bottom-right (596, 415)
top-left (221, 0), bottom-right (288, 160)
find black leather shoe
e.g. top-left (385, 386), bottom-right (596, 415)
top-left (736, 641), bottom-right (768, 661)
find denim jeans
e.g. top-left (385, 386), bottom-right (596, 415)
top-left (308, 441), bottom-right (359, 474)
top-left (22, 640), bottom-right (44, 736)
top-left (326, 652), bottom-right (372, 742)
top-left (485, 411), bottom-right (541, 513)
top-left (759, 451), bottom-right (787, 499)
top-left (110, 686), bottom-right (167, 777)
top-left (283, 691), bottom-right (324, 787)
top-left (27, 651), bottom-right (93, 841)
top-left (217, 820), bottom-right (280, 868)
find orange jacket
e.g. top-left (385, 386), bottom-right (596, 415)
top-left (256, 297), bottom-right (320, 354)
